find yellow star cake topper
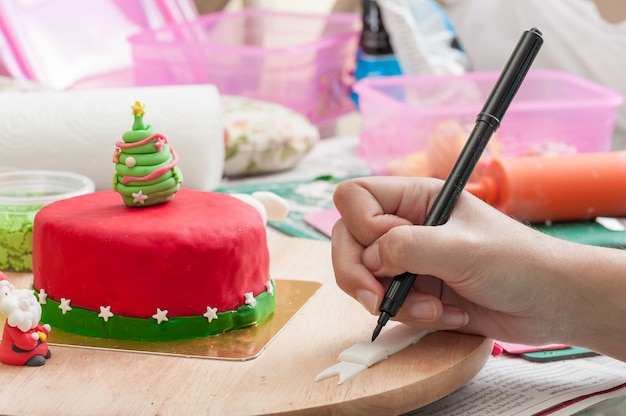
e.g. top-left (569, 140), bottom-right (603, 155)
top-left (131, 101), bottom-right (145, 117)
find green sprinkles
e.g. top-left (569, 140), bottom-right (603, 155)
top-left (0, 204), bottom-right (41, 272)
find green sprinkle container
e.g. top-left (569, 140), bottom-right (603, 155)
top-left (0, 170), bottom-right (95, 272)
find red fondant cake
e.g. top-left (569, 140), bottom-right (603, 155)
top-left (31, 188), bottom-right (275, 340)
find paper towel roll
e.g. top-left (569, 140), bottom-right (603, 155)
top-left (0, 84), bottom-right (224, 191)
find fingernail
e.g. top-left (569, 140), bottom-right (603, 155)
top-left (442, 310), bottom-right (469, 327)
top-left (355, 289), bottom-right (378, 314)
top-left (362, 242), bottom-right (381, 272)
top-left (409, 301), bottom-right (437, 321)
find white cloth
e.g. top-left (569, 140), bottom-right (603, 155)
top-left (439, 0), bottom-right (626, 149)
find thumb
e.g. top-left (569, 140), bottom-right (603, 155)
top-left (362, 225), bottom-right (471, 330)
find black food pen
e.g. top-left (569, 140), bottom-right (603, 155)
top-left (372, 27), bottom-right (544, 342)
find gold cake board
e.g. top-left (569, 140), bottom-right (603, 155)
top-left (0, 279), bottom-right (321, 361)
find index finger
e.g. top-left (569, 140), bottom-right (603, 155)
top-left (333, 176), bottom-right (443, 247)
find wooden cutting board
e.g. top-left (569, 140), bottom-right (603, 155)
top-left (0, 236), bottom-right (492, 415)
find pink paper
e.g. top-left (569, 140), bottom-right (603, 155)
top-left (305, 207), bottom-right (341, 238)
top-left (495, 341), bottom-right (570, 355)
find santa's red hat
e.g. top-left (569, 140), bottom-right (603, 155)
top-left (0, 272), bottom-right (12, 289)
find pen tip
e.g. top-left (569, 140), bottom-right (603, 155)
top-left (371, 324), bottom-right (382, 342)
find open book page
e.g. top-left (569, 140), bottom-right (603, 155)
top-left (406, 355), bottom-right (626, 415)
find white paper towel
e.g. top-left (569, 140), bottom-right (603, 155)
top-left (0, 84), bottom-right (224, 191)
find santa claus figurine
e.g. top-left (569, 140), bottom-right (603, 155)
top-left (0, 272), bottom-right (51, 366)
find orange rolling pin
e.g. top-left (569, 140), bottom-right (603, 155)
top-left (465, 151), bottom-right (626, 223)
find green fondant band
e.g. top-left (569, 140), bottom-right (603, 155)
top-left (122, 125), bottom-right (156, 143)
top-left (119, 144), bottom-right (171, 166)
top-left (116, 175), bottom-right (179, 196)
top-left (118, 140), bottom-right (163, 155)
top-left (124, 166), bottom-right (182, 189)
top-left (38, 282), bottom-right (276, 341)
top-left (120, 185), bottom-right (180, 207)
top-left (115, 152), bottom-right (174, 177)
top-left (114, 170), bottom-right (174, 190)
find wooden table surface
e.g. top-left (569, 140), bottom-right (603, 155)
top-left (0, 236), bottom-right (492, 416)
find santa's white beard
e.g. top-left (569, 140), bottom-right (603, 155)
top-left (0, 288), bottom-right (42, 332)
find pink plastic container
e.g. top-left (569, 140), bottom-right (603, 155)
top-left (129, 10), bottom-right (360, 126)
top-left (355, 71), bottom-right (624, 174)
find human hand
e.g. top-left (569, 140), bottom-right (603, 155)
top-left (331, 176), bottom-right (573, 345)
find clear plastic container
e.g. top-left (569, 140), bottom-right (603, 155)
top-left (0, 170), bottom-right (95, 272)
top-left (355, 70), bottom-right (624, 174)
top-left (129, 9), bottom-right (360, 127)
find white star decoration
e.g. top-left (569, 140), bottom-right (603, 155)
top-left (265, 280), bottom-right (274, 296)
top-left (152, 308), bottom-right (169, 324)
top-left (98, 306), bottom-right (114, 322)
top-left (59, 298), bottom-right (72, 314)
top-left (132, 190), bottom-right (148, 204)
top-left (203, 306), bottom-right (218, 323)
top-left (244, 292), bottom-right (256, 308)
top-left (38, 288), bottom-right (47, 304)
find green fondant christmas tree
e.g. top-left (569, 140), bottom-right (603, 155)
top-left (113, 101), bottom-right (183, 207)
